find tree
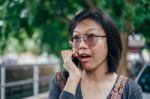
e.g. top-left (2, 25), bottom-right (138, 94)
top-left (0, 0), bottom-right (150, 76)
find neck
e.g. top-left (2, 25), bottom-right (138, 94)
top-left (82, 62), bottom-right (114, 82)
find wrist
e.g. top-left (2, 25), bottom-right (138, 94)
top-left (63, 76), bottom-right (80, 94)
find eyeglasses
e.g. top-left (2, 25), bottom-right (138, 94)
top-left (69, 34), bottom-right (107, 48)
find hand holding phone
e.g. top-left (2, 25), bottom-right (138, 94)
top-left (61, 50), bottom-right (81, 78)
top-left (64, 56), bottom-right (79, 78)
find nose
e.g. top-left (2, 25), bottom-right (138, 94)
top-left (78, 37), bottom-right (88, 49)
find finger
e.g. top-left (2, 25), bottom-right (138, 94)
top-left (67, 51), bottom-right (73, 58)
top-left (72, 51), bottom-right (78, 57)
top-left (72, 49), bottom-right (78, 58)
top-left (63, 50), bottom-right (72, 59)
top-left (61, 50), bottom-right (73, 64)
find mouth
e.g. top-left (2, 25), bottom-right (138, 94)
top-left (79, 54), bottom-right (91, 63)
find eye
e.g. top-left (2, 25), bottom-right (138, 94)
top-left (72, 35), bottom-right (80, 41)
top-left (87, 34), bottom-right (96, 39)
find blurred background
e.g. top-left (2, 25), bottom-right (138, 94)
top-left (0, 0), bottom-right (150, 99)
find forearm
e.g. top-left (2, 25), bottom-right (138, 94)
top-left (63, 77), bottom-right (80, 95)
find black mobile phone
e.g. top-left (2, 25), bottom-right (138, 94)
top-left (72, 56), bottom-right (79, 67)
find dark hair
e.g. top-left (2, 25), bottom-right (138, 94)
top-left (69, 9), bottom-right (122, 74)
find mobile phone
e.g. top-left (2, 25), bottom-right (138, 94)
top-left (72, 56), bottom-right (79, 67)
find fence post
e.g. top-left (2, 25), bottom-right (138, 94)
top-left (1, 66), bottom-right (6, 99)
top-left (33, 65), bottom-right (39, 98)
top-left (55, 62), bottom-right (60, 73)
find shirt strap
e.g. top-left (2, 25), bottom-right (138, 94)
top-left (111, 75), bottom-right (128, 99)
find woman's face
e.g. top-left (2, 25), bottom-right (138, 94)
top-left (72, 19), bottom-right (108, 71)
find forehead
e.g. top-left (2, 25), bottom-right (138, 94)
top-left (73, 19), bottom-right (105, 35)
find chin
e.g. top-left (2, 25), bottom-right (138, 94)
top-left (81, 64), bottom-right (94, 71)
top-left (82, 62), bottom-right (101, 72)
top-left (84, 68), bottom-right (93, 72)
top-left (84, 68), bottom-right (96, 72)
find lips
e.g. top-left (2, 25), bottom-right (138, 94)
top-left (79, 54), bottom-right (91, 63)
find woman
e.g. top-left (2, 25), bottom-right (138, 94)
top-left (49, 9), bottom-right (143, 99)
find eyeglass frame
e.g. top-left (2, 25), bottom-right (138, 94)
top-left (69, 34), bottom-right (107, 48)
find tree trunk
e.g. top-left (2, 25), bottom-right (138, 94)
top-left (119, 33), bottom-right (129, 77)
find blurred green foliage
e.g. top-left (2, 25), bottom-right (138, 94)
top-left (0, 0), bottom-right (150, 56)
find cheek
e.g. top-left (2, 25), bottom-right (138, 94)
top-left (103, 43), bottom-right (108, 53)
top-left (93, 43), bottom-right (108, 60)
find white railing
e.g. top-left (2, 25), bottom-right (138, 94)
top-left (0, 62), bottom-right (60, 99)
